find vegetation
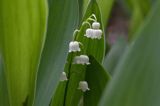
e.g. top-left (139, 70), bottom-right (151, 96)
top-left (0, 0), bottom-right (160, 106)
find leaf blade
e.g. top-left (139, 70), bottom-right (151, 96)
top-left (34, 0), bottom-right (79, 106)
top-left (84, 56), bottom-right (111, 106)
top-left (0, 0), bottom-right (48, 105)
top-left (100, 1), bottom-right (160, 106)
top-left (0, 55), bottom-right (10, 106)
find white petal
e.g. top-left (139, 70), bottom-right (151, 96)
top-left (69, 41), bottom-right (81, 52)
top-left (93, 29), bottom-right (102, 39)
top-left (80, 55), bottom-right (90, 64)
top-left (85, 28), bottom-right (102, 39)
top-left (92, 22), bottom-right (100, 29)
top-left (60, 72), bottom-right (68, 81)
top-left (78, 81), bottom-right (90, 92)
top-left (85, 28), bottom-right (94, 38)
top-left (73, 55), bottom-right (90, 65)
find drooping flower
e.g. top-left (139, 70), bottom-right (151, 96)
top-left (93, 29), bottom-right (102, 39)
top-left (84, 22), bottom-right (102, 39)
top-left (69, 41), bottom-right (81, 52)
top-left (73, 55), bottom-right (90, 65)
top-left (92, 22), bottom-right (100, 29)
top-left (78, 81), bottom-right (90, 92)
top-left (85, 28), bottom-right (94, 38)
top-left (60, 72), bottom-right (68, 81)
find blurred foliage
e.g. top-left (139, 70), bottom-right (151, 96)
top-left (0, 0), bottom-right (48, 105)
top-left (100, 0), bottom-right (160, 105)
top-left (0, 55), bottom-right (9, 106)
top-left (103, 37), bottom-right (127, 75)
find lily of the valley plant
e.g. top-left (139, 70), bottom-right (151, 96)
top-left (0, 0), bottom-right (160, 106)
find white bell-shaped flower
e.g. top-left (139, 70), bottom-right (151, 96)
top-left (80, 55), bottom-right (90, 65)
top-left (73, 55), bottom-right (90, 65)
top-left (60, 72), bottom-right (68, 81)
top-left (92, 22), bottom-right (100, 29)
top-left (69, 41), bottom-right (81, 52)
top-left (93, 29), bottom-right (102, 39)
top-left (78, 81), bottom-right (90, 92)
top-left (85, 28), bottom-right (94, 38)
top-left (85, 28), bottom-right (102, 39)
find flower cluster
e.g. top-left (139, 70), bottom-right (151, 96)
top-left (84, 22), bottom-right (102, 39)
top-left (60, 14), bottom-right (102, 92)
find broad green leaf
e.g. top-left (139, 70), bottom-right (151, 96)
top-left (124, 0), bottom-right (151, 40)
top-left (34, 0), bottom-right (79, 106)
top-left (0, 0), bottom-right (48, 105)
top-left (51, 0), bottom-right (105, 105)
top-left (98, 0), bottom-right (114, 27)
top-left (125, 0), bottom-right (150, 14)
top-left (129, 6), bottom-right (145, 40)
top-left (78, 0), bottom-right (84, 22)
top-left (82, 0), bottom-right (89, 16)
top-left (0, 55), bottom-right (9, 106)
top-left (84, 56), bottom-right (111, 106)
top-left (103, 37), bottom-right (127, 75)
top-left (100, 1), bottom-right (160, 106)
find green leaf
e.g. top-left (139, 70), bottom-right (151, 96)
top-left (100, 1), bottom-right (160, 106)
top-left (103, 37), bottom-right (127, 75)
top-left (78, 0), bottom-right (84, 22)
top-left (0, 55), bottom-right (9, 106)
top-left (34, 0), bottom-right (79, 106)
top-left (125, 0), bottom-right (151, 40)
top-left (98, 0), bottom-right (115, 27)
top-left (51, 0), bottom-right (105, 105)
top-left (0, 0), bottom-right (48, 105)
top-left (84, 56), bottom-right (111, 106)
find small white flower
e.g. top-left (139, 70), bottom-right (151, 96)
top-left (80, 55), bottom-right (90, 65)
top-left (92, 22), bottom-right (100, 29)
top-left (85, 28), bottom-right (94, 38)
top-left (85, 28), bottom-right (102, 39)
top-left (93, 29), bottom-right (102, 39)
top-left (73, 55), bottom-right (90, 65)
top-left (69, 41), bottom-right (81, 52)
top-left (78, 81), bottom-right (90, 92)
top-left (60, 72), bottom-right (68, 81)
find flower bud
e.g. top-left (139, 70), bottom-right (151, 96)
top-left (60, 72), bottom-right (68, 81)
top-left (92, 22), bottom-right (100, 29)
top-left (78, 81), bottom-right (90, 92)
